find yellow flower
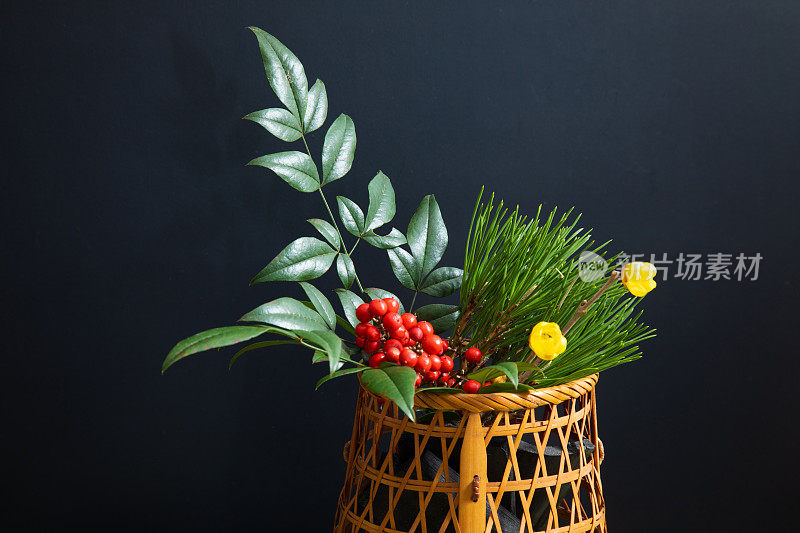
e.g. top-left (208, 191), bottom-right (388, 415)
top-left (491, 375), bottom-right (507, 384)
top-left (621, 262), bottom-right (657, 297)
top-left (529, 322), bottom-right (567, 361)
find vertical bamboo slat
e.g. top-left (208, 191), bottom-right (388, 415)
top-left (458, 413), bottom-right (487, 530)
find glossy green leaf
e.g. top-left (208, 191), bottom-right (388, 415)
top-left (321, 114), bottom-right (356, 184)
top-left (306, 218), bottom-right (340, 249)
top-left (467, 362), bottom-right (520, 387)
top-left (240, 297), bottom-right (328, 331)
top-left (300, 329), bottom-right (343, 373)
top-left (247, 152), bottom-right (319, 193)
top-left (406, 195), bottom-right (448, 279)
top-left (363, 288), bottom-right (405, 314)
top-left (336, 196), bottom-right (365, 237)
top-left (248, 27), bottom-right (308, 121)
top-left (420, 267), bottom-right (463, 297)
top-left (303, 79), bottom-right (327, 133)
top-left (336, 253), bottom-right (356, 289)
top-left (414, 304), bottom-right (460, 333)
top-left (365, 171), bottom-right (395, 231)
top-left (334, 289), bottom-right (364, 327)
top-left (316, 365), bottom-right (367, 389)
top-left (229, 339), bottom-right (298, 370)
top-left (336, 314), bottom-right (355, 335)
top-left (162, 325), bottom-right (270, 373)
top-left (361, 365), bottom-right (418, 421)
top-left (243, 108), bottom-right (303, 142)
top-left (363, 228), bottom-right (406, 249)
top-left (387, 247), bottom-right (418, 290)
top-left (251, 237), bottom-right (336, 283)
top-left (299, 282), bottom-right (336, 330)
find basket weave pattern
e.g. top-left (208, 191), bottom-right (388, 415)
top-left (335, 375), bottom-right (606, 532)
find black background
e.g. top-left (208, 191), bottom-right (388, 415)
top-left (2, 1), bottom-right (799, 531)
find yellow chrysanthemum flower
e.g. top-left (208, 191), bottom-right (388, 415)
top-left (529, 321), bottom-right (567, 361)
top-left (621, 262), bottom-right (657, 297)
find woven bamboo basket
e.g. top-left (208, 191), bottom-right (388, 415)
top-left (334, 374), bottom-right (606, 533)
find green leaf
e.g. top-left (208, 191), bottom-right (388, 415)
top-left (299, 282), bottom-right (336, 330)
top-left (387, 247), bottom-right (418, 290)
top-left (467, 362), bottom-right (520, 387)
top-left (336, 253), bottom-right (356, 289)
top-left (251, 237), bottom-right (336, 283)
top-left (241, 297), bottom-right (329, 331)
top-left (334, 289), bottom-right (364, 327)
top-left (407, 195), bottom-right (448, 279)
top-left (321, 114), bottom-right (356, 184)
top-left (303, 79), bottom-right (327, 133)
top-left (243, 108), bottom-right (302, 142)
top-left (229, 339), bottom-right (298, 370)
top-left (363, 228), bottom-right (406, 249)
top-left (306, 218), bottom-right (340, 249)
top-left (414, 387), bottom-right (461, 395)
top-left (361, 365), bottom-right (418, 421)
top-left (420, 267), bottom-right (463, 297)
top-left (248, 27), bottom-right (308, 121)
top-left (336, 314), bottom-right (355, 335)
top-left (300, 329), bottom-right (343, 373)
top-left (336, 196), bottom-right (365, 237)
top-left (365, 171), bottom-right (395, 231)
top-left (162, 325), bottom-right (270, 373)
top-left (363, 288), bottom-right (405, 314)
top-left (316, 365), bottom-right (367, 389)
top-left (414, 304), bottom-right (460, 333)
top-left (247, 152), bottom-right (319, 193)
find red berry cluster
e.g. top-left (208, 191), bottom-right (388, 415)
top-left (354, 298), bottom-right (455, 388)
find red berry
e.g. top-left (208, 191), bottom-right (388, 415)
top-left (368, 299), bottom-right (388, 317)
top-left (400, 313), bottom-right (417, 329)
top-left (355, 337), bottom-right (365, 348)
top-left (423, 370), bottom-right (440, 382)
top-left (441, 339), bottom-right (449, 352)
top-left (365, 325), bottom-right (381, 341)
top-left (415, 353), bottom-right (431, 373)
top-left (383, 298), bottom-right (400, 314)
top-left (438, 372), bottom-right (449, 383)
top-left (383, 339), bottom-right (403, 352)
top-left (368, 352), bottom-right (385, 368)
top-left (382, 312), bottom-right (403, 331)
top-left (446, 378), bottom-right (456, 387)
top-left (415, 373), bottom-right (423, 387)
top-left (464, 347), bottom-right (482, 365)
top-left (390, 326), bottom-right (408, 340)
top-left (462, 380), bottom-right (481, 394)
top-left (439, 355), bottom-right (454, 373)
top-left (403, 338), bottom-right (415, 346)
top-left (399, 348), bottom-right (419, 368)
top-left (355, 303), bottom-right (372, 323)
top-left (483, 381), bottom-right (492, 388)
top-left (409, 327), bottom-right (424, 342)
top-left (417, 321), bottom-right (434, 337)
top-left (355, 323), bottom-right (370, 337)
top-left (421, 334), bottom-right (444, 356)
top-left (384, 346), bottom-right (401, 363)
top-left (364, 340), bottom-right (381, 354)
top-left (428, 354), bottom-right (441, 372)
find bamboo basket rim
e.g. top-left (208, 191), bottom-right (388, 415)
top-left (362, 373), bottom-right (599, 413)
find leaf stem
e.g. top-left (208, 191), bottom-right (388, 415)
top-left (301, 133), bottom-right (366, 295)
top-left (409, 290), bottom-right (419, 312)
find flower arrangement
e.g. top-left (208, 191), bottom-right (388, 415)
top-left (162, 27), bottom-right (656, 423)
